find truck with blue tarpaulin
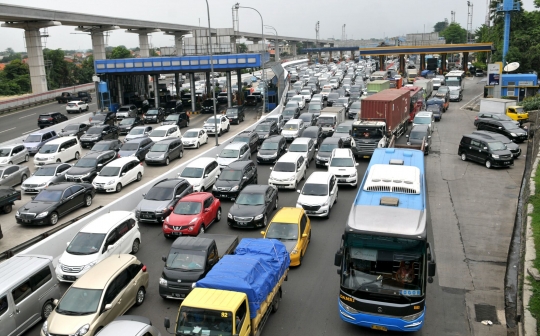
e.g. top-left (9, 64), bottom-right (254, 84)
top-left (164, 238), bottom-right (290, 336)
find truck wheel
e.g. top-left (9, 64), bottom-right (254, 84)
top-left (3, 204), bottom-right (12, 214)
top-left (271, 288), bottom-right (282, 313)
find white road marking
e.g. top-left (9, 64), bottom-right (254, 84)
top-left (22, 128), bottom-right (39, 135)
top-left (19, 113), bottom-right (36, 119)
top-left (0, 127), bottom-right (16, 134)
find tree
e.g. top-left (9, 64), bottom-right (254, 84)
top-left (441, 23), bottom-right (468, 44)
top-left (43, 48), bottom-right (75, 89)
top-left (433, 20), bottom-right (449, 33)
top-left (73, 55), bottom-right (94, 84)
top-left (0, 59), bottom-right (30, 95)
top-left (110, 45), bottom-right (131, 59)
top-left (237, 43), bottom-right (248, 53)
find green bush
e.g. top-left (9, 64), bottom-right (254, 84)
top-left (521, 94), bottom-right (540, 111)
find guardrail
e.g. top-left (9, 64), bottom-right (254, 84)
top-left (0, 83), bottom-right (95, 115)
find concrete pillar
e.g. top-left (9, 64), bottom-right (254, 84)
top-left (91, 31), bottom-right (107, 60)
top-left (153, 75), bottom-right (160, 107)
top-left (399, 54), bottom-right (405, 75)
top-left (226, 72), bottom-right (232, 108)
top-left (174, 73), bottom-right (180, 98)
top-left (24, 29), bottom-right (48, 94)
top-left (237, 71), bottom-right (242, 105)
top-left (329, 51), bottom-right (333, 63)
top-left (117, 76), bottom-right (123, 104)
top-left (318, 52), bottom-right (322, 63)
top-left (144, 75), bottom-right (149, 98)
top-left (139, 33), bottom-right (150, 58)
top-left (175, 36), bottom-right (183, 56)
top-left (205, 72), bottom-right (211, 99)
top-left (308, 53), bottom-right (312, 65)
top-left (291, 44), bottom-right (297, 57)
top-left (420, 54), bottom-right (425, 71)
top-left (463, 52), bottom-right (469, 73)
top-left (441, 54), bottom-right (447, 74)
top-left (379, 55), bottom-right (385, 71)
top-left (189, 73), bottom-right (196, 112)
top-left (340, 51), bottom-right (343, 62)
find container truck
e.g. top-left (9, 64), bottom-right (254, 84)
top-left (164, 238), bottom-right (290, 336)
top-left (317, 106), bottom-right (346, 136)
top-left (406, 68), bottom-right (418, 83)
top-left (413, 79), bottom-right (433, 98)
top-left (369, 71), bottom-right (388, 81)
top-left (479, 98), bottom-right (529, 124)
top-left (365, 80), bottom-right (390, 97)
top-left (352, 89), bottom-right (410, 158)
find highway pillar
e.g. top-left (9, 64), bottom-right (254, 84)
top-left (441, 54), bottom-right (447, 74)
top-left (317, 52), bottom-right (321, 63)
top-left (307, 53), bottom-right (312, 64)
top-left (329, 51), bottom-right (333, 63)
top-left (139, 33), bottom-right (150, 58)
top-left (399, 54), bottom-right (405, 75)
top-left (174, 73), bottom-right (180, 98)
top-left (205, 72), bottom-right (211, 100)
top-left (226, 72), bottom-right (232, 108)
top-left (340, 51), bottom-right (343, 62)
top-left (117, 76), bottom-right (124, 104)
top-left (189, 73), bottom-right (196, 112)
top-left (291, 44), bottom-right (297, 57)
top-left (420, 54), bottom-right (425, 71)
top-left (153, 75), bottom-right (160, 107)
top-left (24, 29), bottom-right (48, 94)
top-left (237, 71), bottom-right (242, 105)
top-left (379, 55), bottom-right (385, 71)
top-left (463, 52), bottom-right (469, 73)
top-left (91, 31), bottom-right (107, 60)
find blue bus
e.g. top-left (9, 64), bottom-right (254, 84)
top-left (334, 148), bottom-right (436, 332)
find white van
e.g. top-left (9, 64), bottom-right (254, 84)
top-left (178, 157), bottom-right (220, 192)
top-left (55, 211), bottom-right (141, 282)
top-left (92, 157), bottom-right (144, 193)
top-left (412, 111), bottom-right (434, 135)
top-left (327, 148), bottom-right (359, 187)
top-left (296, 171), bottom-right (338, 218)
top-left (33, 136), bottom-right (82, 168)
top-left (281, 119), bottom-right (304, 141)
top-left (268, 152), bottom-right (307, 189)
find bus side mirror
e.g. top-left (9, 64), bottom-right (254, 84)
top-left (428, 262), bottom-right (436, 282)
top-left (334, 249), bottom-right (342, 267)
top-left (164, 317), bottom-right (171, 330)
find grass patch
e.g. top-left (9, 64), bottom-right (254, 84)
top-left (528, 164), bottom-right (540, 330)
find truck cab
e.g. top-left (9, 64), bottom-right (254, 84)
top-left (506, 106), bottom-right (528, 124)
top-left (351, 121), bottom-right (388, 158)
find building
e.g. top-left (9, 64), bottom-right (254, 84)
top-left (484, 73), bottom-right (539, 101)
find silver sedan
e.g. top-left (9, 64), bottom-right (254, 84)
top-left (0, 164), bottom-right (31, 187)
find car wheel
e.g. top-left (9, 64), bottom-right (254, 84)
top-left (20, 174), bottom-right (27, 184)
top-left (49, 212), bottom-right (59, 225)
top-left (334, 190), bottom-right (338, 204)
top-left (303, 170), bottom-right (306, 180)
top-left (485, 159), bottom-right (492, 169)
top-left (116, 183), bottom-right (122, 193)
top-left (179, 151), bottom-right (184, 159)
top-left (79, 108), bottom-right (82, 113)
top-left (84, 194), bottom-right (92, 207)
top-left (187, 120), bottom-right (190, 127)
top-left (136, 172), bottom-right (142, 182)
top-left (215, 207), bottom-right (222, 222)
top-left (226, 125), bottom-right (230, 132)
top-left (131, 239), bottom-right (140, 254)
top-left (263, 215), bottom-right (268, 227)
top-left (461, 153), bottom-right (467, 161)
top-left (41, 300), bottom-right (54, 320)
top-left (135, 287), bottom-right (145, 306)
top-left (24, 154), bottom-right (29, 162)
top-left (271, 288), bottom-right (281, 313)
top-left (218, 129), bottom-right (222, 136)
top-left (199, 225), bottom-right (205, 235)
top-left (165, 157), bottom-right (170, 166)
top-left (56, 159), bottom-right (61, 163)
top-left (75, 151), bottom-right (80, 160)
top-left (196, 141), bottom-right (200, 149)
top-left (2, 204), bottom-right (12, 214)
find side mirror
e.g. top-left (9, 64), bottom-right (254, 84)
top-left (428, 261), bottom-right (436, 278)
top-left (204, 208), bottom-right (210, 213)
top-left (499, 127), bottom-right (503, 129)
top-left (269, 167), bottom-right (273, 170)
top-left (204, 174), bottom-right (209, 178)
top-left (164, 318), bottom-right (171, 330)
top-left (296, 189), bottom-right (301, 193)
top-left (102, 131), bottom-right (107, 134)
top-left (31, 196), bottom-right (35, 200)
top-left (103, 304), bottom-right (112, 312)
top-left (242, 176), bottom-right (247, 180)
top-left (53, 299), bottom-right (59, 306)
top-left (334, 249), bottom-right (343, 267)
top-left (66, 241), bottom-right (70, 246)
top-left (97, 164), bottom-right (103, 167)
top-left (216, 154), bottom-right (219, 157)
top-left (405, 134), bottom-right (409, 138)
top-left (483, 147), bottom-right (488, 150)
top-left (260, 231), bottom-right (266, 235)
top-left (355, 163), bottom-right (359, 166)
top-left (107, 245), bottom-right (114, 252)
top-left (162, 255), bottom-right (167, 262)
top-left (325, 162), bottom-right (329, 166)
top-left (142, 193), bottom-right (146, 197)
top-left (121, 172), bottom-right (126, 176)
top-left (428, 135), bottom-right (432, 139)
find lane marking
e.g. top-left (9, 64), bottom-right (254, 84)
top-left (19, 113), bottom-right (36, 119)
top-left (0, 127), bottom-right (16, 134)
top-left (22, 128), bottom-right (39, 135)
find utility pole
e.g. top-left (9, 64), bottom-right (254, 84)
top-left (315, 21), bottom-right (320, 46)
top-left (451, 11), bottom-right (456, 23)
top-left (342, 24), bottom-right (346, 41)
top-left (467, 1), bottom-right (474, 43)
top-left (485, 0), bottom-right (491, 26)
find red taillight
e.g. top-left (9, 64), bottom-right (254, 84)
top-left (139, 162), bottom-right (143, 165)
top-left (475, 116), bottom-right (478, 120)
top-left (48, 118), bottom-right (53, 121)
top-left (142, 265), bottom-right (147, 272)
top-left (117, 153), bottom-right (120, 158)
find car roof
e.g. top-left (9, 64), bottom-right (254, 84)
top-left (105, 157), bottom-right (139, 167)
top-left (322, 137), bottom-right (341, 144)
top-left (125, 137), bottom-right (150, 144)
top-left (37, 163), bottom-right (65, 169)
top-left (152, 178), bottom-right (186, 188)
top-left (278, 152), bottom-right (302, 162)
top-left (292, 137), bottom-right (311, 144)
top-left (81, 211), bottom-right (133, 233)
top-left (43, 182), bottom-right (81, 191)
top-left (154, 125), bottom-right (176, 131)
top-left (463, 134), bottom-right (501, 143)
top-left (89, 125), bottom-right (107, 129)
top-left (131, 126), bottom-right (148, 130)
top-left (305, 171), bottom-right (333, 184)
top-left (285, 119), bottom-right (302, 125)
top-left (97, 140), bottom-right (119, 144)
top-left (74, 254), bottom-right (136, 289)
top-left (223, 142), bottom-right (247, 150)
top-left (331, 148), bottom-right (353, 158)
top-left (45, 136), bottom-right (78, 144)
top-left (188, 157), bottom-right (216, 168)
top-left (265, 135), bottom-right (284, 142)
top-left (171, 234), bottom-right (214, 250)
top-left (155, 138), bottom-right (178, 145)
top-left (225, 160), bottom-right (252, 170)
top-left (411, 124), bottom-right (430, 132)
top-left (185, 128), bottom-right (203, 133)
top-left (338, 120), bottom-right (354, 126)
top-left (241, 184), bottom-right (269, 193)
top-left (0, 255), bottom-right (53, 293)
top-left (83, 150), bottom-right (114, 159)
top-left (28, 129), bottom-right (56, 135)
top-left (271, 207), bottom-right (304, 223)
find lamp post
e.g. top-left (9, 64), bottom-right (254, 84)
top-left (204, 0), bottom-right (219, 146)
top-left (235, 3), bottom-right (266, 114)
top-left (265, 25), bottom-right (279, 62)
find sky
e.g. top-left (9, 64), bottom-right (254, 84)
top-left (0, 0), bottom-right (537, 52)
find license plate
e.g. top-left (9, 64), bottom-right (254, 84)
top-left (277, 185), bottom-right (287, 189)
top-left (37, 162), bottom-right (45, 165)
top-left (371, 325), bottom-right (387, 331)
top-left (63, 275), bottom-right (77, 281)
top-left (22, 219), bottom-right (31, 223)
top-left (363, 156), bottom-right (370, 158)
top-left (339, 179), bottom-right (347, 182)
top-left (171, 231), bottom-right (182, 236)
top-left (237, 222), bottom-right (248, 226)
top-left (504, 161), bottom-right (511, 165)
top-left (141, 214), bottom-right (151, 218)
top-left (26, 189), bottom-right (36, 192)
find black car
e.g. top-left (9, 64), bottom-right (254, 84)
top-left (257, 135), bottom-right (287, 164)
top-left (426, 104), bottom-right (442, 121)
top-left (476, 119), bottom-right (528, 143)
top-left (143, 108), bottom-right (165, 123)
top-left (58, 123), bottom-right (89, 138)
top-left (282, 107), bottom-right (300, 122)
top-left (348, 101), bottom-right (361, 119)
top-left (474, 112), bottom-right (519, 127)
top-left (254, 121), bottom-right (279, 144)
top-left (80, 125), bottom-right (119, 148)
top-left (212, 161), bottom-right (257, 200)
top-left (15, 182), bottom-right (95, 225)
top-left (88, 139), bottom-right (122, 154)
top-left (163, 100), bottom-right (184, 114)
top-left (227, 185), bottom-right (278, 228)
top-left (315, 137), bottom-right (343, 167)
top-left (88, 112), bottom-right (116, 126)
top-left (65, 150), bottom-right (117, 183)
top-left (458, 134), bottom-right (514, 169)
top-left (252, 91), bottom-right (263, 102)
top-left (38, 112), bottom-right (68, 129)
top-left (162, 112), bottom-right (190, 128)
top-left (145, 138), bottom-right (184, 165)
top-left (201, 98), bottom-right (217, 113)
top-left (298, 113), bottom-right (317, 127)
top-left (472, 130), bottom-right (521, 158)
top-left (246, 95), bottom-right (258, 106)
top-left (180, 93), bottom-right (192, 107)
top-left (326, 93), bottom-right (340, 107)
top-left (118, 137), bottom-right (154, 161)
top-left (118, 117), bottom-right (144, 135)
top-left (225, 105), bottom-right (246, 125)
top-left (135, 178), bottom-right (193, 224)
top-left (217, 92), bottom-right (229, 104)
top-left (232, 131), bottom-right (259, 153)
top-left (301, 125), bottom-right (324, 148)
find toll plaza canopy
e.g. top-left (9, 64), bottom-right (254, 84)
top-left (94, 53), bottom-right (268, 75)
top-left (300, 43), bottom-right (494, 55)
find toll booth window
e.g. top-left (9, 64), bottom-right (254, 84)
top-left (177, 307), bottom-right (233, 334)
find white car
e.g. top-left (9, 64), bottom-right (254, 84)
top-left (66, 100), bottom-right (89, 113)
top-left (268, 152), bottom-right (307, 190)
top-left (327, 148), bottom-right (359, 187)
top-left (300, 89), bottom-right (312, 102)
top-left (92, 157), bottom-right (144, 193)
top-left (178, 157), bottom-right (220, 192)
top-left (21, 162), bottom-right (72, 193)
top-left (413, 111), bottom-right (434, 135)
top-left (288, 137), bottom-right (316, 167)
top-left (329, 79), bottom-right (339, 89)
top-left (216, 142), bottom-right (251, 169)
top-left (289, 95), bottom-right (306, 110)
top-left (33, 136), bottom-right (82, 167)
top-left (125, 125), bottom-right (153, 142)
top-left (0, 144), bottom-right (28, 164)
top-left (182, 128), bottom-right (208, 149)
top-left (266, 114), bottom-right (285, 132)
top-left (55, 211), bottom-right (141, 282)
top-left (296, 171), bottom-right (338, 218)
top-left (203, 115), bottom-right (230, 136)
top-left (149, 125), bottom-right (181, 142)
top-left (281, 119), bottom-right (304, 141)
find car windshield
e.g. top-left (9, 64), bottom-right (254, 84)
top-left (301, 90), bottom-right (311, 95)
top-left (150, 130), bottom-right (166, 137)
top-left (34, 166), bottom-right (57, 176)
top-left (64, 125), bottom-right (80, 131)
top-left (91, 115), bottom-right (106, 121)
top-left (410, 131), bottom-right (427, 140)
top-left (226, 109), bottom-right (238, 116)
top-left (265, 223), bottom-right (298, 240)
top-left (338, 98), bottom-right (348, 104)
top-left (501, 121), bottom-right (520, 130)
top-left (183, 131), bottom-right (199, 138)
top-left (322, 88), bottom-right (331, 93)
top-left (120, 118), bottom-right (135, 125)
top-left (118, 107), bottom-right (130, 112)
top-left (273, 162), bottom-right (295, 172)
top-left (99, 166), bottom-right (120, 177)
top-left (121, 143), bottom-right (140, 151)
top-left (450, 89), bottom-right (460, 95)
top-left (220, 149), bottom-right (239, 158)
top-left (328, 93), bottom-right (339, 100)
top-left (351, 102), bottom-right (361, 109)
top-left (302, 183), bottom-right (328, 196)
top-left (261, 142), bottom-right (278, 150)
top-left (165, 249), bottom-right (205, 270)
top-left (147, 109), bottom-right (159, 115)
top-left (236, 193), bottom-right (265, 206)
top-left (173, 201), bottom-right (202, 215)
top-left (219, 169), bottom-right (242, 181)
top-left (488, 141), bottom-right (507, 150)
top-left (144, 187), bottom-right (174, 201)
top-left (318, 116), bottom-right (335, 125)
top-left (330, 157), bottom-right (354, 167)
top-left (335, 125), bottom-right (351, 133)
top-left (309, 104), bottom-right (322, 111)
top-left (166, 114), bottom-right (180, 121)
top-left (320, 143), bottom-right (338, 152)
top-left (203, 100), bottom-right (213, 107)
top-left (129, 128), bottom-right (146, 135)
top-left (34, 190), bottom-right (62, 202)
top-left (283, 124), bottom-right (298, 131)
top-left (38, 144), bottom-right (58, 154)
top-left (56, 288), bottom-right (103, 315)
top-left (87, 128), bottom-right (103, 135)
top-left (25, 135), bottom-right (42, 142)
top-left (66, 232), bottom-right (106, 255)
top-left (289, 143), bottom-right (307, 152)
top-left (291, 97), bottom-right (302, 102)
top-left (90, 143), bottom-right (110, 151)
top-left (255, 124), bottom-right (270, 132)
top-left (413, 116), bottom-right (431, 124)
top-left (74, 158), bottom-right (97, 168)
top-left (206, 117), bottom-right (220, 124)
top-left (181, 167), bottom-right (203, 178)
top-left (150, 144), bottom-right (169, 152)
top-left (0, 148), bottom-right (11, 157)
top-left (283, 109), bottom-right (296, 116)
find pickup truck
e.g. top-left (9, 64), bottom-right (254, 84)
top-left (0, 186), bottom-right (21, 215)
top-left (203, 115), bottom-right (230, 137)
top-left (159, 234), bottom-right (238, 300)
top-left (164, 238), bottom-right (290, 336)
top-left (56, 91), bottom-right (92, 104)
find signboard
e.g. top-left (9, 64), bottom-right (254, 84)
top-left (488, 63), bottom-right (502, 75)
top-left (488, 74), bottom-right (500, 86)
top-left (488, 63), bottom-right (502, 97)
top-left (519, 81), bottom-right (534, 86)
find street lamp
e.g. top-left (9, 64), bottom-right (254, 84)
top-left (234, 3), bottom-right (266, 114)
top-left (265, 25), bottom-right (278, 62)
top-left (204, 0), bottom-right (219, 146)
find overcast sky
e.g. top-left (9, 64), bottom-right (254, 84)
top-left (0, 0), bottom-right (537, 52)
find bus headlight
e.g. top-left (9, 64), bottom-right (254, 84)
top-left (402, 310), bottom-right (424, 321)
top-left (341, 302), bottom-right (359, 314)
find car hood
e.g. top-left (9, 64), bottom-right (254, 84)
top-left (59, 251), bottom-right (98, 268)
top-left (298, 194), bottom-right (328, 206)
top-left (270, 171), bottom-right (295, 180)
top-left (118, 124), bottom-right (134, 130)
top-left (125, 134), bottom-right (146, 141)
top-left (24, 175), bottom-right (55, 185)
top-left (47, 311), bottom-right (97, 335)
top-left (118, 150), bottom-right (138, 157)
top-left (24, 141), bottom-right (41, 148)
top-left (508, 128), bottom-right (527, 135)
top-left (88, 121), bottom-right (104, 126)
top-left (216, 157), bottom-right (238, 166)
top-left (93, 175), bottom-right (117, 184)
top-left (162, 267), bottom-right (204, 283)
top-left (215, 180), bottom-right (240, 189)
top-left (58, 131), bottom-right (79, 137)
top-left (137, 199), bottom-right (172, 212)
top-left (317, 151), bottom-right (332, 158)
top-left (149, 136), bottom-right (167, 143)
top-left (409, 138), bottom-right (426, 145)
top-left (281, 129), bottom-right (299, 136)
top-left (182, 177), bottom-right (203, 187)
top-left (492, 149), bottom-right (514, 156)
top-left (328, 166), bottom-right (355, 175)
top-left (258, 149), bottom-right (278, 156)
top-left (20, 201), bottom-right (54, 214)
top-left (255, 131), bottom-right (270, 137)
top-left (505, 142), bottom-right (520, 150)
top-left (66, 167), bottom-right (95, 176)
top-left (229, 203), bottom-right (266, 217)
top-left (80, 134), bottom-right (102, 140)
top-left (162, 121), bottom-right (176, 125)
top-left (276, 240), bottom-right (297, 253)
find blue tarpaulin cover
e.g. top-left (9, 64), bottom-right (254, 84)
top-left (195, 239), bottom-right (290, 319)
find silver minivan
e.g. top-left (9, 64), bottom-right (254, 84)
top-left (0, 255), bottom-right (61, 336)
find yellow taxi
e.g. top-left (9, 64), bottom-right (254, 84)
top-left (261, 207), bottom-right (311, 266)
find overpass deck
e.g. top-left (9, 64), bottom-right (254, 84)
top-left (301, 43), bottom-right (494, 55)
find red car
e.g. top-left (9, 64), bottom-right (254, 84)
top-left (163, 192), bottom-right (222, 238)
